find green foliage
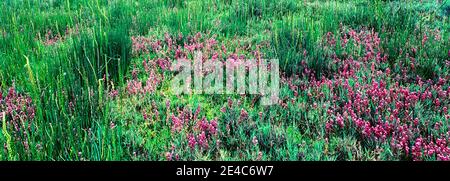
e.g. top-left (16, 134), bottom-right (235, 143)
top-left (0, 0), bottom-right (448, 161)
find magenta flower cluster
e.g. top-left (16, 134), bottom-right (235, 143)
top-left (165, 105), bottom-right (218, 161)
top-left (126, 58), bottom-right (163, 95)
top-left (171, 107), bottom-right (218, 149)
top-left (288, 28), bottom-right (450, 161)
top-left (128, 32), bottom-right (265, 99)
top-left (42, 25), bottom-right (79, 46)
top-left (0, 87), bottom-right (36, 134)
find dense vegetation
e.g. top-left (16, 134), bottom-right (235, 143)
top-left (0, 0), bottom-right (449, 161)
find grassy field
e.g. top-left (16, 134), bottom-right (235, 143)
top-left (0, 0), bottom-right (449, 161)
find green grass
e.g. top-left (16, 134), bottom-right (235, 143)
top-left (0, 0), bottom-right (448, 160)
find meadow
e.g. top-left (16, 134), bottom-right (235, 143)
top-left (0, 0), bottom-right (449, 161)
